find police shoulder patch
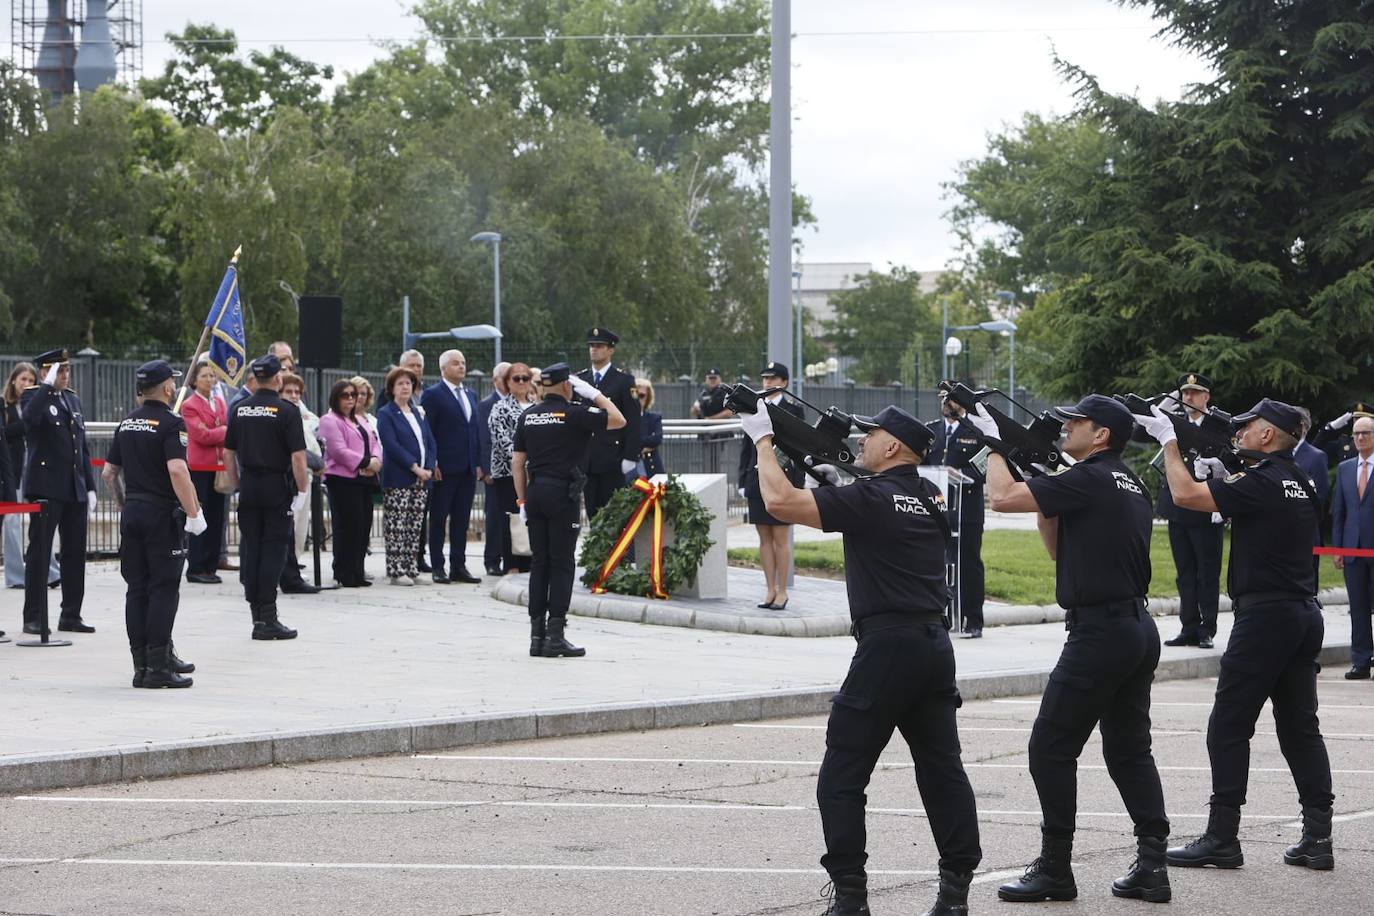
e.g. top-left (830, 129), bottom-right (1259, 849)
top-left (178, 431), bottom-right (189, 447)
top-left (1224, 471), bottom-right (1246, 483)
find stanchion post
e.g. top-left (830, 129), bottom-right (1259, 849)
top-left (17, 499), bottom-right (72, 648)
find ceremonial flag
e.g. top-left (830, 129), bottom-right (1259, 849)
top-left (204, 248), bottom-right (247, 385)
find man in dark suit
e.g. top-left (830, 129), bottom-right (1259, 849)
top-left (576, 327), bottom-right (641, 521)
top-left (1295, 407), bottom-right (1331, 585)
top-left (0, 415), bottom-right (12, 639)
top-left (1332, 414), bottom-right (1374, 679)
top-left (420, 348), bottom-right (485, 583)
top-left (924, 396), bottom-right (986, 637)
top-left (1159, 372), bottom-right (1225, 649)
top-left (20, 348), bottom-right (98, 634)
top-left (479, 361), bottom-right (511, 576)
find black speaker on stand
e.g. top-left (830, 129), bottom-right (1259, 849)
top-left (295, 295), bottom-right (344, 591)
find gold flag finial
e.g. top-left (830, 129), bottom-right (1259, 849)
top-left (231, 245), bottom-right (243, 264)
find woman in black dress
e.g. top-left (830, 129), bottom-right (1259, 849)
top-left (737, 362), bottom-right (804, 609)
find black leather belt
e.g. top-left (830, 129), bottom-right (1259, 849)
top-left (1064, 598), bottom-right (1145, 627)
top-left (851, 610), bottom-right (947, 640)
top-left (126, 493), bottom-right (176, 508)
top-left (1233, 592), bottom-right (1313, 612)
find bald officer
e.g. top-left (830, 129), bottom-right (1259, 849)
top-left (103, 361), bottom-right (206, 688)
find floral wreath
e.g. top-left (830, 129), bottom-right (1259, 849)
top-left (578, 476), bottom-right (715, 598)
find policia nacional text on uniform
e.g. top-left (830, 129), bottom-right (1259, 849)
top-left (742, 401), bottom-right (980, 916)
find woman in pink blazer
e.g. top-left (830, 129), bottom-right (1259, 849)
top-left (181, 360), bottom-right (228, 583)
top-left (317, 378), bottom-right (384, 587)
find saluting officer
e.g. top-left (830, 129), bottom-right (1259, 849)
top-left (20, 348), bottom-right (98, 635)
top-left (576, 327), bottom-right (641, 520)
top-left (973, 395), bottom-right (1171, 904)
top-left (1310, 401), bottom-right (1372, 467)
top-left (511, 363), bottom-right (625, 658)
top-left (1141, 399), bottom-right (1335, 872)
top-left (742, 402), bottom-right (981, 916)
top-left (924, 395), bottom-right (987, 637)
top-left (223, 354), bottom-right (308, 641)
top-left (101, 361), bottom-right (207, 688)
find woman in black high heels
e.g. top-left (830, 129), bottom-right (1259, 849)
top-left (738, 362), bottom-right (803, 609)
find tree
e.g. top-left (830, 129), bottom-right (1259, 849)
top-left (825, 267), bottom-right (943, 385)
top-left (946, 0), bottom-right (1374, 412)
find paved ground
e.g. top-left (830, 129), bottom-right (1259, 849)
top-left (2, 675), bottom-right (1370, 915)
top-left (0, 551), bottom-right (1354, 765)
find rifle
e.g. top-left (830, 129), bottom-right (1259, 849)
top-left (938, 380), bottom-right (1069, 478)
top-left (1115, 392), bottom-right (1242, 472)
top-left (722, 384), bottom-right (864, 484)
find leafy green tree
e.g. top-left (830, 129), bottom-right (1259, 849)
top-left (948, 0), bottom-right (1374, 412)
top-left (826, 267), bottom-right (943, 385)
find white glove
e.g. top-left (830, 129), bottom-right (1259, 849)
top-left (570, 375), bottom-right (599, 401)
top-left (621, 459), bottom-right (637, 475)
top-left (1193, 456), bottom-right (1227, 480)
top-left (812, 463), bottom-right (841, 485)
top-left (1210, 511), bottom-right (1224, 524)
top-left (1139, 405), bottom-right (1177, 446)
top-left (965, 404), bottom-right (999, 439)
top-left (1329, 411), bottom-right (1354, 431)
top-left (87, 490), bottom-right (98, 518)
top-left (519, 503), bottom-right (528, 524)
top-left (290, 490), bottom-right (308, 515)
top-left (737, 487), bottom-right (746, 498)
top-left (184, 510), bottom-right (208, 536)
top-left (43, 362), bottom-right (60, 385)
top-left (739, 405), bottom-right (774, 443)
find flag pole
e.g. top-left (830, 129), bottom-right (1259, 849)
top-left (174, 245), bottom-right (241, 415)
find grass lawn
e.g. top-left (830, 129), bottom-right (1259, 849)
top-left (727, 528), bottom-right (1342, 607)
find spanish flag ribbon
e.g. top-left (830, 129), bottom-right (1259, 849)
top-left (591, 477), bottom-right (669, 599)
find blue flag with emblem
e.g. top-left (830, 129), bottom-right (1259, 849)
top-left (204, 248), bottom-right (247, 385)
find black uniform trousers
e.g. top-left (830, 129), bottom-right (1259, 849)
top-left (188, 471), bottom-right (225, 576)
top-left (325, 475), bottom-right (374, 586)
top-left (818, 621), bottom-right (982, 878)
top-left (1029, 603), bottom-right (1169, 839)
top-left (955, 488), bottom-right (985, 630)
top-left (1208, 597), bottom-right (1332, 812)
top-left (238, 503), bottom-right (292, 611)
top-left (1341, 559), bottom-right (1374, 670)
top-left (526, 478), bottom-right (581, 623)
top-left (583, 468), bottom-right (625, 523)
top-left (22, 497), bottom-right (86, 627)
top-left (121, 499), bottom-right (186, 649)
top-left (1168, 521), bottom-right (1223, 639)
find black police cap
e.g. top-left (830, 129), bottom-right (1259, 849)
top-left (135, 359), bottom-right (180, 388)
top-left (1232, 398), bottom-right (1304, 439)
top-left (1352, 401), bottom-right (1374, 418)
top-left (705, 367), bottom-right (721, 377)
top-left (539, 362), bottom-right (571, 385)
top-left (250, 354), bottom-right (282, 380)
top-left (1051, 394), bottom-right (1137, 446)
top-left (852, 405), bottom-right (936, 456)
top-left (586, 327), bottom-right (619, 346)
top-left (35, 348), bottom-right (69, 368)
top-left (1177, 372), bottom-right (1212, 392)
top-left (760, 361), bottom-right (789, 381)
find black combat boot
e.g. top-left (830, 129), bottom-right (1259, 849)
top-left (820, 873), bottom-right (869, 915)
top-left (142, 645), bottom-right (193, 688)
top-left (529, 617), bottom-right (546, 657)
top-left (1167, 804), bottom-right (1243, 868)
top-left (130, 646), bottom-right (147, 688)
top-left (252, 605), bottom-right (298, 640)
top-left (540, 616), bottom-right (585, 657)
top-left (1112, 835), bottom-right (1171, 902)
top-left (1284, 806), bottom-right (1334, 870)
top-left (921, 868), bottom-right (971, 915)
top-left (168, 640), bottom-right (195, 674)
top-left (998, 833), bottom-right (1077, 902)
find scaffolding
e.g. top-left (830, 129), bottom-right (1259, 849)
top-left (11, 0), bottom-right (143, 103)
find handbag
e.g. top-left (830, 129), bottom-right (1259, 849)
top-left (213, 468), bottom-right (234, 494)
top-left (508, 512), bottom-right (532, 557)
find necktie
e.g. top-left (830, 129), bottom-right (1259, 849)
top-left (593, 370), bottom-right (602, 386)
top-left (1360, 461), bottom-right (1369, 500)
top-left (455, 385), bottom-right (470, 421)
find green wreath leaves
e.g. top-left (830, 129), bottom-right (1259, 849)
top-left (578, 476), bottom-right (716, 598)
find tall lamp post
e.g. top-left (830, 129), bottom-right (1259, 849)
top-left (792, 269), bottom-right (803, 397)
top-left (471, 231), bottom-right (502, 364)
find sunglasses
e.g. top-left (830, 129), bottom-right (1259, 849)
top-left (340, 391), bottom-right (357, 399)
top-left (510, 374), bottom-right (532, 383)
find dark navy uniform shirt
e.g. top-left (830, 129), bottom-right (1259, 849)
top-left (1207, 450), bottom-right (1318, 599)
top-left (924, 419), bottom-right (986, 486)
top-left (813, 464), bottom-right (948, 620)
top-left (1026, 450), bottom-right (1153, 609)
top-left (106, 399), bottom-right (186, 503)
top-left (514, 394), bottom-right (609, 481)
top-left (695, 386), bottom-right (728, 419)
top-left (19, 383), bottom-right (96, 501)
top-left (224, 389), bottom-right (304, 508)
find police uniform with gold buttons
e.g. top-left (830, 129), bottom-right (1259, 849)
top-left (225, 355), bottom-right (305, 640)
top-left (575, 327), bottom-right (640, 521)
top-left (19, 348), bottom-right (97, 635)
top-left (105, 360), bottom-right (198, 687)
top-left (1311, 400), bottom-right (1373, 467)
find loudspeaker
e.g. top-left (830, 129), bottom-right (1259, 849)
top-left (297, 296), bottom-right (343, 368)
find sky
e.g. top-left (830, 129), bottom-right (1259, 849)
top-left (8, 0), bottom-right (1214, 272)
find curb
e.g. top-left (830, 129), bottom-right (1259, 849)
top-left (0, 643), bottom-right (1349, 795)
top-left (492, 577), bottom-right (1352, 637)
